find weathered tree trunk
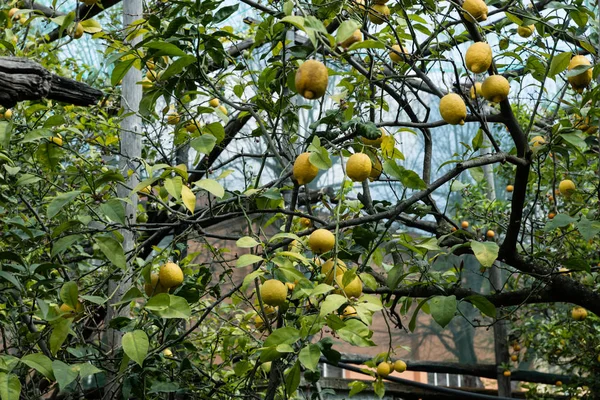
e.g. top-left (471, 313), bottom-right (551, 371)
top-left (103, 0), bottom-right (142, 398)
top-left (0, 57), bottom-right (102, 108)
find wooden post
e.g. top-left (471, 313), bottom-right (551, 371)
top-left (103, 0), bottom-right (142, 397)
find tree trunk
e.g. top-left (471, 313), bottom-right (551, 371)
top-left (480, 137), bottom-right (511, 397)
top-left (103, 0), bottom-right (142, 398)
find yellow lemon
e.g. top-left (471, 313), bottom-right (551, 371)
top-left (470, 82), bottom-right (483, 99)
top-left (8, 8), bottom-right (19, 19)
top-left (462, 0), bottom-right (488, 22)
top-left (159, 262), bottom-right (184, 288)
top-left (567, 55), bottom-right (592, 93)
top-left (167, 112), bottom-right (180, 125)
top-left (293, 152), bottom-right (319, 185)
top-left (376, 362), bottom-right (392, 377)
top-left (517, 24), bottom-right (535, 38)
top-left (4, 110), bottom-right (12, 119)
top-left (506, 184), bottom-right (514, 192)
top-left (209, 98), bottom-right (220, 107)
top-left (254, 314), bottom-right (264, 329)
top-left (389, 44), bottom-right (409, 64)
top-left (321, 258), bottom-right (347, 284)
top-left (73, 22), bottom-right (84, 39)
top-left (218, 105), bottom-right (228, 115)
top-left (465, 42), bottom-right (492, 74)
top-left (346, 153), bottom-right (372, 182)
top-left (340, 29), bottom-right (363, 49)
top-left (260, 279), bottom-right (288, 306)
top-left (341, 305), bottom-right (357, 319)
top-left (141, 77), bottom-right (153, 90)
top-left (309, 229), bottom-right (335, 253)
top-left (558, 179), bottom-right (575, 196)
top-left (394, 360), bottom-right (407, 372)
top-left (144, 272), bottom-right (168, 296)
top-left (362, 127), bottom-right (386, 147)
top-left (299, 217), bottom-right (312, 228)
top-left (368, 4), bottom-right (390, 24)
top-left (572, 306), bottom-right (587, 321)
top-left (295, 60), bottom-right (329, 100)
top-left (51, 136), bottom-right (63, 146)
top-left (336, 275), bottom-right (363, 298)
top-left (481, 75), bottom-right (510, 103)
top-left (530, 135), bottom-right (545, 147)
top-left (163, 348), bottom-right (173, 357)
top-left (439, 93), bottom-right (467, 125)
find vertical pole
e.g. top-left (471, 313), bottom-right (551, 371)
top-left (104, 0), bottom-right (142, 397)
top-left (481, 137), bottom-right (511, 397)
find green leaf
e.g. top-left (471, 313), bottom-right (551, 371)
top-left (309, 283), bottom-right (334, 297)
top-left (307, 136), bottom-right (332, 170)
top-left (383, 160), bottom-right (426, 189)
top-left (145, 41), bottom-right (187, 56)
top-left (76, 363), bottom-right (102, 378)
top-left (280, 16), bottom-right (305, 31)
top-left (122, 330), bottom-right (149, 367)
top-left (504, 12), bottom-right (523, 25)
top-left (80, 295), bottom-right (107, 305)
top-left (111, 58), bottom-right (136, 87)
top-left (429, 295), bottom-right (457, 328)
top-left (465, 295), bottom-right (496, 318)
top-left (564, 257), bottom-right (590, 272)
top-left (236, 236), bottom-right (261, 248)
top-left (213, 4), bottom-right (239, 23)
top-left (299, 344), bottom-right (321, 371)
top-left (0, 271), bottom-right (22, 290)
top-left (560, 133), bottom-right (587, 150)
top-left (47, 191), bottom-right (81, 219)
top-left (408, 298), bottom-right (429, 332)
top-left (21, 128), bottom-right (52, 143)
top-left (468, 166), bottom-right (484, 182)
top-left (94, 236), bottom-right (126, 270)
top-left (236, 254), bottom-right (263, 268)
top-left (190, 134), bottom-right (217, 154)
top-left (16, 174), bottom-right (41, 186)
top-left (336, 20), bottom-right (360, 43)
top-left (145, 293), bottom-right (170, 311)
top-left (0, 373), bottom-right (21, 400)
top-left (545, 214), bottom-right (576, 230)
top-left (470, 241), bottom-right (499, 267)
top-left (50, 318), bottom-right (72, 355)
top-left (181, 185), bottom-right (196, 213)
top-left (374, 378), bottom-right (385, 398)
top-left (285, 361), bottom-right (301, 397)
top-left (577, 216), bottom-right (600, 241)
top-left (100, 199), bottom-right (126, 225)
top-left (51, 235), bottom-right (79, 257)
top-left (60, 282), bottom-right (79, 309)
top-left (319, 294), bottom-right (347, 317)
top-left (565, 63), bottom-right (592, 78)
top-left (204, 122), bottom-right (225, 143)
top-left (264, 327), bottom-right (301, 347)
top-left (21, 353), bottom-right (54, 380)
top-left (194, 178), bottom-right (224, 198)
top-left (548, 51), bottom-right (572, 78)
top-left (155, 295), bottom-right (191, 319)
top-left (283, 0), bottom-right (294, 15)
top-left (164, 176), bottom-right (182, 201)
top-left (347, 40), bottom-right (386, 51)
top-left (160, 55), bottom-right (196, 80)
top-left (349, 380), bottom-right (368, 396)
top-left (51, 360), bottom-right (78, 390)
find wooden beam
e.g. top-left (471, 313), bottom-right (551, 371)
top-left (0, 57), bottom-right (102, 108)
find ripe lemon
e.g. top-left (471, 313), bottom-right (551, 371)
top-left (572, 306), bottom-right (587, 321)
top-left (530, 135), bottom-right (545, 147)
top-left (209, 98), bottom-right (220, 107)
top-left (548, 212), bottom-right (556, 219)
top-left (376, 362), bottom-right (392, 377)
top-left (394, 360), bottom-right (407, 372)
top-left (185, 122), bottom-right (198, 133)
top-left (461, 221), bottom-right (469, 229)
top-left (574, 114), bottom-right (598, 134)
top-left (558, 179), bottom-right (575, 196)
top-left (260, 279), bottom-right (288, 306)
top-left (145, 273), bottom-right (168, 296)
top-left (506, 184), bottom-right (514, 192)
top-left (369, 155), bottom-right (383, 181)
top-left (390, 44), bottom-right (409, 64)
top-left (254, 314), bottom-right (264, 329)
top-left (368, 4), bottom-right (390, 25)
top-left (517, 24), bottom-right (535, 38)
top-left (73, 22), bottom-right (84, 39)
top-left (462, 0), bottom-right (488, 22)
top-left (163, 348), bottom-right (173, 357)
top-left (141, 78), bottom-right (153, 90)
top-left (309, 228), bottom-right (335, 253)
top-left (567, 55), bottom-right (592, 93)
top-left (439, 93), bottom-right (467, 125)
top-left (299, 217), bottom-right (312, 227)
top-left (336, 275), bottom-right (363, 298)
top-left (4, 110), bottom-right (12, 119)
top-left (486, 230), bottom-right (495, 238)
top-left (8, 8), bottom-right (19, 19)
top-left (340, 29), bottom-right (363, 49)
top-left (465, 42), bottom-right (492, 74)
top-left (167, 112), bottom-right (180, 125)
top-left (293, 152), bottom-right (319, 185)
top-left (503, 370), bottom-right (511, 377)
top-left (470, 82), bottom-right (482, 99)
top-left (159, 262), bottom-right (184, 288)
top-left (362, 127), bottom-right (386, 147)
top-left (511, 354), bottom-right (518, 362)
top-left (481, 75), bottom-right (510, 103)
top-left (295, 60), bottom-right (329, 100)
top-left (346, 153), bottom-right (372, 182)
top-left (341, 305), bottom-right (357, 319)
top-left (321, 258), bottom-right (347, 284)
top-left (51, 136), bottom-right (63, 146)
